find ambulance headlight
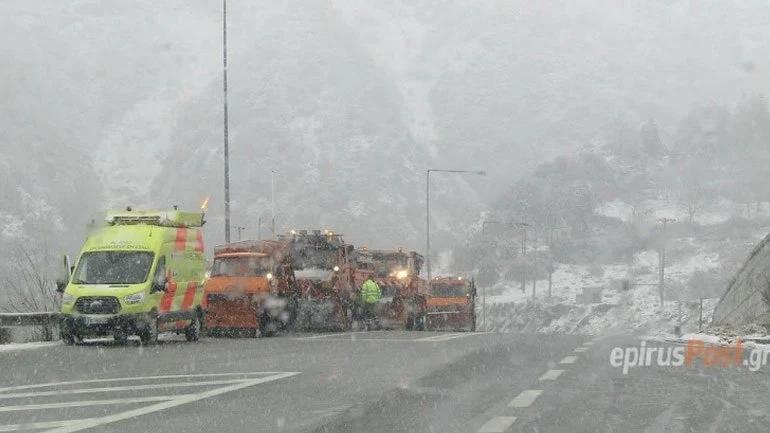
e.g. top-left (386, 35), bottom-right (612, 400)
top-left (396, 270), bottom-right (408, 279)
top-left (266, 273), bottom-right (273, 281)
top-left (61, 292), bottom-right (74, 305)
top-left (124, 292), bottom-right (146, 305)
top-left (333, 266), bottom-right (340, 272)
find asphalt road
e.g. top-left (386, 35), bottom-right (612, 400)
top-left (1, 331), bottom-right (769, 432)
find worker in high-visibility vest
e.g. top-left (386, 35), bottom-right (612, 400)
top-left (360, 273), bottom-right (381, 321)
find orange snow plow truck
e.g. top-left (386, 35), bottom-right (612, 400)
top-left (283, 229), bottom-right (353, 331)
top-left (343, 248), bottom-right (428, 330)
top-left (203, 240), bottom-right (297, 337)
top-left (424, 276), bottom-right (476, 332)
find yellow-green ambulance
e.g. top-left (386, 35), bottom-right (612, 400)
top-left (57, 208), bottom-right (207, 345)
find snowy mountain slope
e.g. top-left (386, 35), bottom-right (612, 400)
top-left (3, 0), bottom-right (770, 260)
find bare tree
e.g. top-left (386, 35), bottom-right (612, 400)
top-left (0, 243), bottom-right (61, 341)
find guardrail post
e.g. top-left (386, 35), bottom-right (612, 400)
top-left (0, 328), bottom-right (10, 344)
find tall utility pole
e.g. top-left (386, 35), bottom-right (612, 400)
top-left (271, 170), bottom-right (276, 237)
top-left (531, 232), bottom-right (537, 302)
top-left (222, 0), bottom-right (231, 243)
top-left (236, 226), bottom-right (245, 241)
top-left (657, 217), bottom-right (676, 307)
top-left (518, 220), bottom-right (529, 293)
top-left (258, 216), bottom-right (262, 240)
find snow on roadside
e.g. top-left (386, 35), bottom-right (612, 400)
top-left (0, 341), bottom-right (59, 352)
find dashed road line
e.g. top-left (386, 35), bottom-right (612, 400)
top-left (478, 343), bottom-right (589, 432)
top-left (508, 389), bottom-right (543, 408)
top-left (478, 416), bottom-right (517, 432)
top-left (539, 369), bottom-right (564, 381)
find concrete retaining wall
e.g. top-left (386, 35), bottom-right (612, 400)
top-left (712, 232), bottom-right (770, 327)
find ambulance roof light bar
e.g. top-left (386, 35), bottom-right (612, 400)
top-left (105, 209), bottom-right (203, 228)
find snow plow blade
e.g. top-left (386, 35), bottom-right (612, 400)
top-left (424, 310), bottom-right (475, 332)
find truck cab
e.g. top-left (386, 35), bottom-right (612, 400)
top-left (57, 209), bottom-right (207, 345)
top-left (203, 240), bottom-right (296, 337)
top-left (425, 276), bottom-right (476, 332)
top-left (349, 248), bottom-right (428, 330)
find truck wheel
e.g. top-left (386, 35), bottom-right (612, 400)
top-left (61, 331), bottom-right (78, 346)
top-left (140, 314), bottom-right (159, 346)
top-left (185, 315), bottom-right (201, 342)
top-left (258, 313), bottom-right (277, 337)
top-left (415, 314), bottom-right (426, 331)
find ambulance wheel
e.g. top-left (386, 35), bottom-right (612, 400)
top-left (140, 313), bottom-right (159, 345)
top-left (113, 331), bottom-right (128, 345)
top-left (185, 315), bottom-right (201, 342)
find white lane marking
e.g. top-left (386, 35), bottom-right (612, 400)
top-left (290, 334), bottom-right (486, 343)
top-left (420, 332), bottom-right (492, 341)
top-left (292, 333), bottom-right (344, 340)
top-left (0, 419), bottom-right (100, 432)
top-left (419, 333), bottom-right (468, 342)
top-left (44, 372), bottom-right (301, 433)
top-left (508, 389), bottom-right (543, 408)
top-left (0, 342), bottom-right (59, 353)
top-left (478, 416), bottom-right (517, 432)
top-left (539, 369), bottom-right (564, 381)
top-left (573, 347), bottom-right (589, 353)
top-left (560, 355), bottom-right (579, 364)
top-left (0, 378), bottom-right (252, 399)
top-left (0, 371), bottom-right (278, 393)
top-left (0, 396), bottom-right (181, 412)
top-left (583, 341), bottom-right (594, 346)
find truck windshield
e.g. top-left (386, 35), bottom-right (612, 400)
top-left (72, 251), bottom-right (154, 285)
top-left (370, 253), bottom-right (408, 277)
top-left (431, 283), bottom-right (469, 297)
top-left (211, 256), bottom-right (272, 277)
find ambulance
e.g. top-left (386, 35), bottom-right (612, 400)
top-left (57, 208), bottom-right (207, 345)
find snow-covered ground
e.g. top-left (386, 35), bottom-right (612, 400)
top-left (476, 247), bottom-right (724, 337)
top-left (475, 198), bottom-right (770, 338)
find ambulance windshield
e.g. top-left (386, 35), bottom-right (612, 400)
top-left (72, 251), bottom-right (154, 285)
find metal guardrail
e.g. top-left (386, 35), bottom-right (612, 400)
top-left (0, 312), bottom-right (60, 327)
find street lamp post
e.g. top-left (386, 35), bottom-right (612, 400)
top-left (222, 0), bottom-right (231, 243)
top-left (425, 169), bottom-right (487, 286)
top-left (271, 170), bottom-right (277, 238)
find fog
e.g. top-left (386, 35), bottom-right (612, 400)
top-left (2, 0), bottom-right (770, 293)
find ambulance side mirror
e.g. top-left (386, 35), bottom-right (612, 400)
top-left (151, 257), bottom-right (168, 293)
top-left (151, 277), bottom-right (168, 294)
top-left (150, 277), bottom-right (168, 293)
top-left (55, 255), bottom-right (72, 293)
